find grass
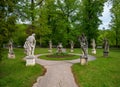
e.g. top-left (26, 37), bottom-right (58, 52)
top-left (72, 48), bottom-right (120, 87)
top-left (35, 48), bottom-right (80, 61)
top-left (1, 47), bottom-right (120, 87)
top-left (39, 53), bottom-right (80, 61)
top-left (35, 48), bottom-right (49, 54)
top-left (0, 48), bottom-right (45, 87)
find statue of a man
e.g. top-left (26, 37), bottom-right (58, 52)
top-left (70, 40), bottom-right (74, 52)
top-left (8, 39), bottom-right (14, 54)
top-left (49, 40), bottom-right (52, 50)
top-left (24, 33), bottom-right (36, 56)
top-left (79, 33), bottom-right (88, 58)
top-left (91, 39), bottom-right (96, 49)
top-left (91, 38), bottom-right (96, 54)
top-left (57, 43), bottom-right (63, 53)
top-left (103, 38), bottom-right (109, 52)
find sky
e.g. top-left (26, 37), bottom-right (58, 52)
top-left (99, 2), bottom-right (112, 29)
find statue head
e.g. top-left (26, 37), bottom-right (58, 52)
top-left (32, 33), bottom-right (35, 36)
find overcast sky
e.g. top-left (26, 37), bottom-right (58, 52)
top-left (99, 2), bottom-right (112, 29)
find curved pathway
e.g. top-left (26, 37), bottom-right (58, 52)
top-left (32, 53), bottom-right (96, 87)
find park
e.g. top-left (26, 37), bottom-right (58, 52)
top-left (0, 0), bottom-right (120, 87)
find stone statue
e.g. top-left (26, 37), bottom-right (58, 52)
top-left (48, 40), bottom-right (52, 52)
top-left (103, 38), bottom-right (109, 57)
top-left (24, 33), bottom-right (36, 56)
top-left (79, 33), bottom-right (88, 58)
top-left (91, 39), bottom-right (96, 54)
top-left (103, 38), bottom-right (109, 52)
top-left (8, 39), bottom-right (15, 58)
top-left (8, 39), bottom-right (14, 54)
top-left (70, 40), bottom-right (74, 52)
top-left (57, 43), bottom-right (63, 53)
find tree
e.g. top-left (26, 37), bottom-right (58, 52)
top-left (110, 0), bottom-right (120, 47)
top-left (40, 0), bottom-right (81, 46)
top-left (79, 0), bottom-right (107, 46)
top-left (0, 0), bottom-right (18, 60)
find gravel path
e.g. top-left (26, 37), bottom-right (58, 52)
top-left (32, 53), bottom-right (96, 87)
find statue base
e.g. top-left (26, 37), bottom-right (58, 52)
top-left (80, 57), bottom-right (88, 65)
top-left (70, 49), bottom-right (74, 52)
top-left (8, 53), bottom-right (15, 59)
top-left (48, 49), bottom-right (52, 53)
top-left (26, 55), bottom-right (35, 66)
top-left (103, 51), bottom-right (109, 57)
top-left (92, 49), bottom-right (96, 54)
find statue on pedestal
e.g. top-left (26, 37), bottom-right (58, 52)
top-left (78, 33), bottom-right (88, 65)
top-left (79, 33), bottom-right (88, 58)
top-left (24, 33), bottom-right (36, 66)
top-left (103, 38), bottom-right (109, 57)
top-left (57, 43), bottom-right (63, 53)
top-left (70, 40), bottom-right (74, 52)
top-left (48, 40), bottom-right (52, 53)
top-left (91, 39), bottom-right (96, 54)
top-left (8, 39), bottom-right (15, 58)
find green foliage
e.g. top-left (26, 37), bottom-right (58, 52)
top-left (79, 0), bottom-right (107, 44)
top-left (110, 0), bottom-right (120, 47)
top-left (36, 0), bottom-right (81, 46)
top-left (0, 0), bottom-right (18, 60)
top-left (13, 24), bottom-right (28, 46)
top-left (97, 29), bottom-right (116, 46)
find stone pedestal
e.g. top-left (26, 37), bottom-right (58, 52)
top-left (48, 49), bottom-right (52, 53)
top-left (8, 53), bottom-right (15, 59)
top-left (26, 55), bottom-right (35, 66)
top-left (80, 57), bottom-right (88, 65)
top-left (70, 49), bottom-right (74, 52)
top-left (103, 51), bottom-right (109, 57)
top-left (92, 49), bottom-right (96, 54)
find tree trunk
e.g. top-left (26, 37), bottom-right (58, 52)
top-left (31, 0), bottom-right (35, 26)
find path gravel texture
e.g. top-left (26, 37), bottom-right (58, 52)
top-left (32, 53), bottom-right (96, 87)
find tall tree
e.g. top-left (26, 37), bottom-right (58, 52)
top-left (35, 0), bottom-right (52, 47)
top-left (80, 0), bottom-right (107, 45)
top-left (110, 0), bottom-right (120, 47)
top-left (43, 0), bottom-right (80, 46)
top-left (0, 0), bottom-right (18, 60)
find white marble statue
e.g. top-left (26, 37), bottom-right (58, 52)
top-left (91, 39), bottom-right (96, 54)
top-left (24, 33), bottom-right (36, 56)
top-left (48, 40), bottom-right (52, 52)
top-left (8, 39), bottom-right (14, 54)
top-left (57, 43), bottom-right (63, 53)
top-left (70, 40), bottom-right (74, 52)
top-left (8, 39), bottom-right (15, 58)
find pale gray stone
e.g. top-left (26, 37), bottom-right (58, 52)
top-left (24, 33), bottom-right (36, 56)
top-left (91, 39), bottom-right (96, 54)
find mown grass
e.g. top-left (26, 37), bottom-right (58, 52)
top-left (39, 53), bottom-right (80, 61)
top-left (0, 48), bottom-right (45, 87)
top-left (72, 48), bottom-right (120, 87)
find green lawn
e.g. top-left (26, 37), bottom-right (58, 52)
top-left (72, 48), bottom-right (120, 87)
top-left (39, 53), bottom-right (80, 61)
top-left (1, 48), bottom-right (120, 87)
top-left (0, 48), bottom-right (45, 87)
